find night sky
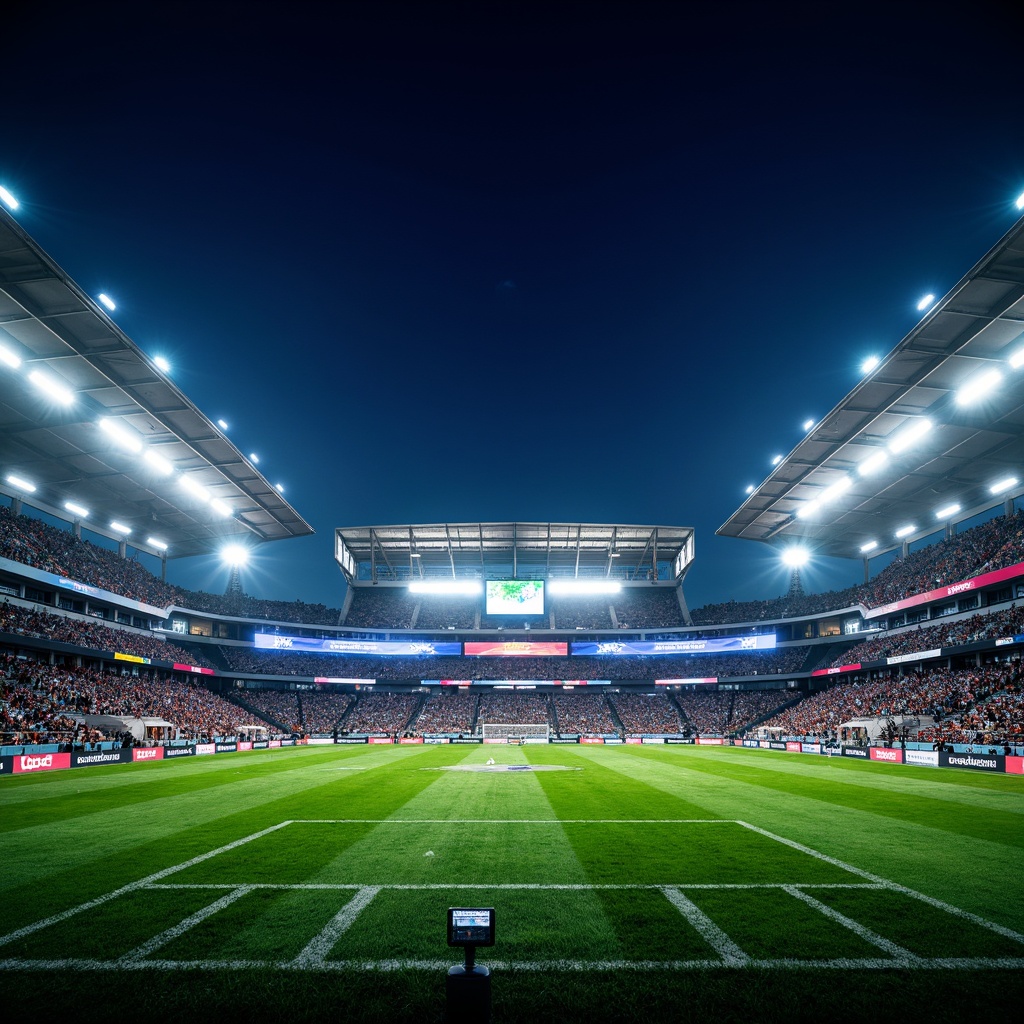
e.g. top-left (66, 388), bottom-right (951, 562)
top-left (4, 1), bottom-right (1023, 610)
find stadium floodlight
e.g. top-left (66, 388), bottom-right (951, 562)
top-left (859, 540), bottom-right (878, 553)
top-left (408, 580), bottom-right (483, 595)
top-left (28, 369), bottom-right (74, 405)
top-left (895, 524), bottom-right (916, 539)
top-left (795, 499), bottom-right (820, 519)
top-left (179, 475), bottom-right (211, 502)
top-left (0, 343), bottom-right (21, 369)
top-left (64, 501), bottom-right (90, 518)
top-left (153, 355), bottom-right (171, 373)
top-left (771, 455), bottom-right (783, 466)
top-left (0, 186), bottom-right (18, 210)
top-left (990, 475), bottom-right (1019, 495)
top-left (548, 580), bottom-right (622, 595)
top-left (97, 293), bottom-right (116, 312)
top-left (144, 449), bottom-right (174, 475)
top-left (146, 537), bottom-right (168, 551)
top-left (888, 418), bottom-right (932, 454)
top-left (5, 473), bottom-right (36, 493)
top-left (99, 417), bottom-right (144, 453)
top-left (211, 498), bottom-right (234, 517)
top-left (745, 484), bottom-right (754, 494)
top-left (221, 544), bottom-right (250, 566)
top-left (935, 502), bottom-right (961, 520)
top-left (275, 483), bottom-right (285, 493)
top-left (861, 355), bottom-right (880, 374)
top-left (217, 419), bottom-right (229, 430)
top-left (249, 453), bottom-right (259, 464)
top-left (1009, 347), bottom-right (1024, 370)
top-left (916, 293), bottom-right (935, 312)
top-left (802, 418), bottom-right (816, 432)
top-left (1016, 191), bottom-right (1024, 211)
top-left (819, 474), bottom-right (852, 504)
top-left (110, 521), bottom-right (132, 535)
top-left (858, 450), bottom-right (889, 476)
top-left (955, 368), bottom-right (1002, 406)
top-left (781, 546), bottom-right (810, 567)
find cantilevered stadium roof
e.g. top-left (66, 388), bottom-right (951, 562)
top-left (718, 209), bottom-right (1024, 560)
top-left (335, 522), bottom-right (694, 585)
top-left (0, 206), bottom-right (313, 558)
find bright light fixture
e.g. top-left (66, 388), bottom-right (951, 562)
top-left (217, 419), bottom-right (229, 430)
top-left (64, 501), bottom-right (90, 518)
top-left (211, 499), bottom-right (234, 517)
top-left (221, 544), bottom-right (250, 566)
top-left (895, 524), bottom-right (916, 538)
top-left (771, 455), bottom-right (783, 466)
top-left (28, 369), bottom-right (74, 405)
top-left (408, 580), bottom-right (483, 595)
top-left (1016, 191), bottom-right (1024, 211)
top-left (916, 293), bottom-right (935, 312)
top-left (146, 537), bottom-right (168, 551)
top-left (97, 293), bottom-right (116, 312)
top-left (860, 540), bottom-right (878, 553)
top-left (888, 418), bottom-right (932, 454)
top-left (796, 499), bottom-right (821, 519)
top-left (0, 186), bottom-right (18, 210)
top-left (990, 475), bottom-right (1019, 495)
top-left (935, 503), bottom-right (961, 520)
top-left (180, 476), bottom-right (210, 502)
top-left (548, 580), bottom-right (622, 595)
top-left (781, 546), bottom-right (810, 567)
top-left (153, 355), bottom-right (171, 373)
top-left (819, 475), bottom-right (852, 504)
top-left (0, 344), bottom-right (21, 369)
top-left (110, 521), bottom-right (132, 535)
top-left (249, 453), bottom-right (259, 464)
top-left (99, 417), bottom-right (143, 453)
top-left (144, 450), bottom-right (174, 475)
top-left (1010, 347), bottom-right (1024, 370)
top-left (858, 451), bottom-right (889, 476)
top-left (955, 368), bottom-right (1002, 406)
top-left (5, 473), bottom-right (35, 492)
top-left (861, 355), bottom-right (880, 374)
top-left (745, 484), bottom-right (754, 495)
top-left (802, 418), bottom-right (816, 432)
top-left (275, 483), bottom-right (284, 493)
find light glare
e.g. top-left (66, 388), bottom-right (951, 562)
top-left (217, 419), bottom-right (229, 430)
top-left (146, 537), bottom-right (168, 551)
top-left (0, 344), bottom-right (21, 369)
top-left (1010, 348), bottom-right (1024, 370)
top-left (5, 473), bottom-right (35, 493)
top-left (221, 544), bottom-right (250, 566)
top-left (990, 475), bottom-right (1019, 495)
top-left (180, 476), bottom-right (210, 502)
top-left (211, 499), bottom-right (234, 517)
top-left (935, 503), bottom-right (961, 520)
top-left (802, 418), bottom-right (815, 432)
top-left (916, 293), bottom-right (935, 312)
top-left (888, 418), bottom-right (932, 454)
top-left (99, 417), bottom-right (143, 453)
top-left (97, 293), bottom-right (116, 312)
top-left (771, 455), bottom-right (783, 466)
top-left (0, 186), bottom-right (19, 210)
top-left (110, 521), bottom-right (132, 535)
top-left (64, 501), bottom-right (90, 518)
top-left (819, 475), bottom-right (852, 504)
top-left (858, 451), bottom-right (889, 476)
top-left (859, 540), bottom-right (878, 553)
top-left (408, 580), bottom-right (483, 595)
top-left (29, 370), bottom-right (74, 405)
top-left (895, 524), bottom-right (916, 538)
top-left (861, 355), bottom-right (880, 374)
top-left (548, 580), bottom-right (622, 595)
top-left (781, 546), bottom-right (810, 567)
top-left (153, 355), bottom-right (171, 373)
top-left (955, 368), bottom-right (1002, 406)
top-left (144, 450), bottom-right (174, 475)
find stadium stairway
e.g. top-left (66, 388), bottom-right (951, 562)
top-left (801, 641), bottom-right (853, 673)
top-left (737, 693), bottom-right (804, 736)
top-left (605, 697), bottom-right (626, 735)
top-left (225, 692), bottom-right (290, 733)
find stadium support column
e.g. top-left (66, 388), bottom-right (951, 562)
top-left (118, 538), bottom-right (127, 559)
top-left (11, 496), bottom-right (21, 517)
top-left (1006, 496), bottom-right (1015, 518)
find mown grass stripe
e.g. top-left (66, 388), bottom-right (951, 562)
top-left (661, 887), bottom-right (750, 965)
top-left (290, 886), bottom-right (381, 967)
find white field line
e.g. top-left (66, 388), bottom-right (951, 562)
top-left (289, 819), bottom-right (730, 824)
top-left (289, 886), bottom-right (381, 968)
top-left (148, 882), bottom-right (885, 891)
top-left (117, 886), bottom-right (254, 964)
top-left (783, 886), bottom-right (922, 966)
top-left (0, 820), bottom-right (295, 949)
top-left (738, 821), bottom-right (1024, 946)
top-left (4, 955), bottom-right (1024, 972)
top-left (661, 887), bottom-right (750, 966)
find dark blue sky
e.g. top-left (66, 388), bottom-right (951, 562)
top-left (4, 1), bottom-right (1024, 609)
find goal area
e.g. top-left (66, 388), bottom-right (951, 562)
top-left (481, 722), bottom-right (550, 742)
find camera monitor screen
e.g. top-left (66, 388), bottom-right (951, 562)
top-left (485, 580), bottom-right (544, 615)
top-left (447, 907), bottom-right (495, 947)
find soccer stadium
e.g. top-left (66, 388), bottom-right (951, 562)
top-left (2, 188), bottom-right (1024, 1023)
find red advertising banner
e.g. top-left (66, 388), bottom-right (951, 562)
top-left (132, 747), bottom-right (164, 762)
top-left (367, 737), bottom-right (394, 744)
top-left (1006, 755), bottom-right (1024, 775)
top-left (399, 737), bottom-right (424, 744)
top-left (236, 742), bottom-right (253, 751)
top-left (580, 736), bottom-right (604, 744)
top-left (811, 663), bottom-right (862, 677)
top-left (625, 737), bottom-right (643, 744)
top-left (695, 737), bottom-right (725, 745)
top-left (869, 560), bottom-right (1024, 619)
top-left (869, 747), bottom-right (904, 764)
top-left (268, 740), bottom-right (281, 748)
top-left (464, 641), bottom-right (568, 657)
top-left (786, 742), bottom-right (802, 751)
top-left (14, 752), bottom-right (71, 774)
top-left (173, 663), bottom-right (215, 675)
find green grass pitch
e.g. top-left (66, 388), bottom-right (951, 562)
top-left (1, 743), bottom-right (1022, 1022)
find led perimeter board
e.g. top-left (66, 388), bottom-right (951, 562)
top-left (485, 579), bottom-right (545, 615)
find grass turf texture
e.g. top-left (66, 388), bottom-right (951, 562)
top-left (1, 743), bottom-right (1021, 1022)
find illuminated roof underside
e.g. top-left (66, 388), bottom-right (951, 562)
top-left (0, 207), bottom-right (313, 557)
top-left (719, 211), bottom-right (1024, 559)
top-left (335, 523), bottom-right (694, 585)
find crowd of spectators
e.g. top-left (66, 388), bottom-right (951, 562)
top-left (340, 692), bottom-right (419, 734)
top-left (413, 691), bottom-right (479, 734)
top-left (549, 595), bottom-right (613, 630)
top-left (552, 692), bottom-right (617, 734)
top-left (299, 691), bottom-right (355, 733)
top-left (414, 597), bottom-right (478, 630)
top-left (475, 692), bottom-right (553, 728)
top-left (1, 601), bottom-right (216, 667)
top-left (610, 692), bottom-right (684, 734)
top-left (240, 689), bottom-right (301, 731)
top-left (612, 589), bottom-right (687, 628)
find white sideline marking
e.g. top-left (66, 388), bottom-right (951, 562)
top-left (783, 886), bottom-right (921, 965)
top-left (661, 887), bottom-right (749, 965)
top-left (289, 886), bottom-right (381, 968)
top-left (149, 882), bottom-right (885, 891)
top-left (739, 821), bottom-right (1024, 946)
top-left (290, 818), bottom-right (729, 824)
top-left (0, 821), bottom-right (294, 949)
top-left (117, 886), bottom-right (254, 963)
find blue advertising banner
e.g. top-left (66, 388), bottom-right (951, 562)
top-left (254, 633), bottom-right (461, 656)
top-left (571, 634), bottom-right (777, 656)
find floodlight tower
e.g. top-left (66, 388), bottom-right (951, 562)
top-left (221, 544), bottom-right (249, 598)
top-left (781, 546), bottom-right (809, 598)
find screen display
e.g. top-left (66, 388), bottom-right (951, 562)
top-left (485, 579), bottom-right (545, 615)
top-left (254, 633), bottom-right (460, 656)
top-left (464, 641), bottom-right (568, 657)
top-left (571, 634), bottom-right (777, 656)
top-left (448, 907), bottom-right (495, 947)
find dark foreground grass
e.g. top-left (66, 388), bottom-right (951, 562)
top-left (1, 743), bottom-right (1021, 1022)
